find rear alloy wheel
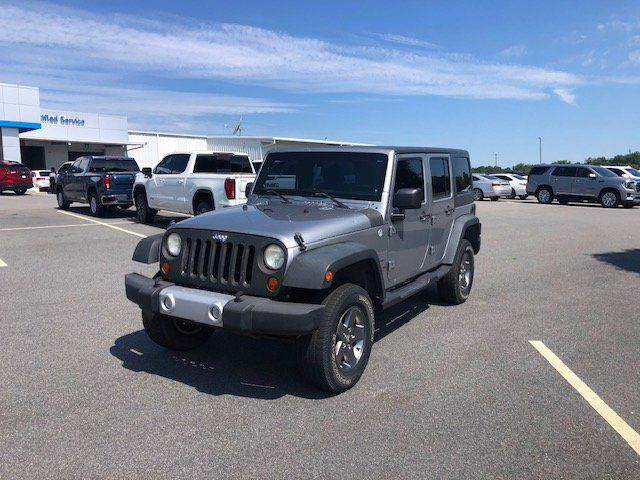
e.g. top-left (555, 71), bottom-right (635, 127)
top-left (536, 187), bottom-right (553, 204)
top-left (57, 189), bottom-right (70, 209)
top-left (473, 188), bottom-right (484, 201)
top-left (599, 190), bottom-right (620, 208)
top-left (89, 192), bottom-right (105, 217)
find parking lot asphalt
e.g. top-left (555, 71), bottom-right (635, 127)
top-left (1, 192), bottom-right (639, 479)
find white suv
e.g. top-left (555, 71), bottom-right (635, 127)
top-left (133, 151), bottom-right (256, 224)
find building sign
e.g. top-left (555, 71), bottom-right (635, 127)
top-left (40, 113), bottom-right (85, 127)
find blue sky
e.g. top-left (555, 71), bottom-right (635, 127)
top-left (1, 0), bottom-right (640, 166)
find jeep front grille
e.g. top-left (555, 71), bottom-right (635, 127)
top-left (181, 237), bottom-right (256, 287)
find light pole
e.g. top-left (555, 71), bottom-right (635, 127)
top-left (538, 137), bottom-right (542, 164)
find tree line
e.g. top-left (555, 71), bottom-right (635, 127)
top-left (472, 151), bottom-right (640, 174)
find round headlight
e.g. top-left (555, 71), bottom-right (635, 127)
top-left (166, 233), bottom-right (182, 257)
top-left (264, 244), bottom-right (285, 270)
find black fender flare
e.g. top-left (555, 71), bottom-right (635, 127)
top-left (442, 215), bottom-right (481, 264)
top-left (192, 189), bottom-right (215, 212)
top-left (132, 233), bottom-right (163, 264)
top-left (283, 242), bottom-right (384, 292)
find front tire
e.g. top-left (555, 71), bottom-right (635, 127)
top-left (599, 190), bottom-right (620, 208)
top-left (142, 310), bottom-right (214, 351)
top-left (135, 192), bottom-right (157, 224)
top-left (297, 284), bottom-right (374, 393)
top-left (57, 189), bottom-right (70, 209)
top-left (437, 239), bottom-right (474, 305)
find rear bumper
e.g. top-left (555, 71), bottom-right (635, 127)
top-left (101, 193), bottom-right (133, 205)
top-left (0, 181), bottom-right (33, 190)
top-left (125, 273), bottom-right (324, 335)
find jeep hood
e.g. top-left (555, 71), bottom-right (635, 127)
top-left (172, 201), bottom-right (384, 249)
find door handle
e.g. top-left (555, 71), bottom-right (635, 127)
top-left (419, 213), bottom-right (431, 222)
top-left (445, 207), bottom-right (454, 215)
top-left (177, 179), bottom-right (184, 184)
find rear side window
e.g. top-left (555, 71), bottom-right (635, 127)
top-left (452, 157), bottom-right (472, 193)
top-left (551, 166), bottom-right (577, 177)
top-left (193, 154), bottom-right (253, 174)
top-left (529, 166), bottom-right (550, 176)
top-left (430, 157), bottom-right (451, 200)
top-left (607, 168), bottom-right (625, 176)
top-left (394, 158), bottom-right (424, 202)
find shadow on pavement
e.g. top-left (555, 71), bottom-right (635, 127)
top-left (592, 248), bottom-right (640, 276)
top-left (110, 290), bottom-right (434, 399)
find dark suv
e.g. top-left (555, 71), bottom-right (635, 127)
top-left (125, 146), bottom-right (481, 392)
top-left (57, 156), bottom-right (140, 216)
top-left (0, 162), bottom-right (32, 194)
top-left (526, 164), bottom-right (639, 208)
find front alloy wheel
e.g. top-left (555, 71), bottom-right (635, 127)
top-left (600, 191), bottom-right (619, 208)
top-left (334, 306), bottom-right (367, 371)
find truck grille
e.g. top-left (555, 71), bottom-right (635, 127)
top-left (181, 237), bottom-right (256, 287)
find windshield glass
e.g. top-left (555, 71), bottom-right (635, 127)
top-left (591, 166), bottom-right (617, 177)
top-left (89, 159), bottom-right (140, 173)
top-left (626, 167), bottom-right (640, 177)
top-left (253, 152), bottom-right (388, 202)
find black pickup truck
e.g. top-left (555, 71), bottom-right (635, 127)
top-left (56, 156), bottom-right (140, 216)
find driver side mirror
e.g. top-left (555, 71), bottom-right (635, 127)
top-left (588, 173), bottom-right (597, 179)
top-left (394, 188), bottom-right (423, 210)
top-left (141, 167), bottom-right (153, 177)
top-left (245, 182), bottom-right (254, 197)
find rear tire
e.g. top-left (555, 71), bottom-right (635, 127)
top-left (437, 239), bottom-right (474, 305)
top-left (142, 310), bottom-right (213, 351)
top-left (297, 284), bottom-right (374, 393)
top-left (599, 189), bottom-right (620, 208)
top-left (89, 191), bottom-right (105, 217)
top-left (195, 199), bottom-right (213, 216)
top-left (473, 188), bottom-right (484, 201)
top-left (135, 192), bottom-right (157, 224)
top-left (57, 189), bottom-right (70, 209)
top-left (14, 188), bottom-right (27, 195)
top-left (536, 187), bottom-right (554, 204)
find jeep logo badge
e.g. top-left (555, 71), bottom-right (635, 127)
top-left (212, 233), bottom-right (228, 242)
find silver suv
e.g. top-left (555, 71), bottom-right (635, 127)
top-left (526, 164), bottom-right (639, 208)
top-left (125, 146), bottom-right (481, 392)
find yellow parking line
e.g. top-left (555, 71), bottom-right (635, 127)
top-left (530, 340), bottom-right (640, 456)
top-left (57, 210), bottom-right (147, 238)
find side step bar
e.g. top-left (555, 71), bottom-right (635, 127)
top-left (381, 265), bottom-right (451, 310)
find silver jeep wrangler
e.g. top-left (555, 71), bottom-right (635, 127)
top-left (125, 147), bottom-right (481, 392)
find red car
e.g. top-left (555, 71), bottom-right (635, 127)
top-left (0, 162), bottom-right (33, 195)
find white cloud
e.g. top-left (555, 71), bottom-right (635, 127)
top-left (499, 44), bottom-right (526, 57)
top-left (629, 50), bottom-right (640, 64)
top-left (553, 88), bottom-right (577, 105)
top-left (377, 34), bottom-right (439, 49)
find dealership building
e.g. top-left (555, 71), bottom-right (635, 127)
top-left (0, 82), bottom-right (363, 171)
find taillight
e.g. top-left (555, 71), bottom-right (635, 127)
top-left (0, 168), bottom-right (5, 180)
top-left (224, 178), bottom-right (236, 199)
top-left (104, 174), bottom-right (111, 190)
top-left (491, 182), bottom-right (500, 187)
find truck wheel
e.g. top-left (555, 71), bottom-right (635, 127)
top-left (57, 189), bottom-right (70, 210)
top-left (437, 239), bottom-right (474, 305)
top-left (599, 190), bottom-right (620, 208)
top-left (142, 310), bottom-right (213, 351)
top-left (297, 284), bottom-right (375, 393)
top-left (135, 192), bottom-right (157, 224)
top-left (536, 187), bottom-right (554, 204)
top-left (195, 199), bottom-right (213, 215)
top-left (89, 191), bottom-right (105, 217)
top-left (473, 188), bottom-right (484, 201)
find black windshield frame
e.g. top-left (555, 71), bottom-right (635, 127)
top-left (253, 152), bottom-right (389, 202)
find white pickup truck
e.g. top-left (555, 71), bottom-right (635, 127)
top-left (133, 151), bottom-right (256, 224)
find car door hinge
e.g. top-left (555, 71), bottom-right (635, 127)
top-left (387, 260), bottom-right (395, 270)
top-left (388, 225), bottom-right (396, 236)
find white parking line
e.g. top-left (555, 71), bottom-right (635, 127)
top-left (0, 222), bottom-right (133, 232)
top-left (57, 210), bottom-right (148, 238)
top-left (530, 340), bottom-right (640, 456)
top-left (0, 258), bottom-right (6, 267)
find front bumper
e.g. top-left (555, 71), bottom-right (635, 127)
top-left (102, 193), bottom-right (133, 205)
top-left (125, 273), bottom-right (324, 336)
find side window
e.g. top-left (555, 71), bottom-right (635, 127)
top-left (430, 157), bottom-right (451, 200)
top-left (552, 166), bottom-right (577, 177)
top-left (452, 157), bottom-right (472, 193)
top-left (393, 158), bottom-right (424, 202)
top-left (608, 168), bottom-right (624, 176)
top-left (576, 168), bottom-right (592, 178)
top-left (194, 154), bottom-right (225, 173)
top-left (170, 154), bottom-right (190, 174)
top-left (155, 155), bottom-right (174, 175)
top-left (70, 159), bottom-right (84, 174)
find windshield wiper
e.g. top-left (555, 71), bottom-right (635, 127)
top-left (266, 189), bottom-right (291, 204)
top-left (312, 192), bottom-right (349, 209)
